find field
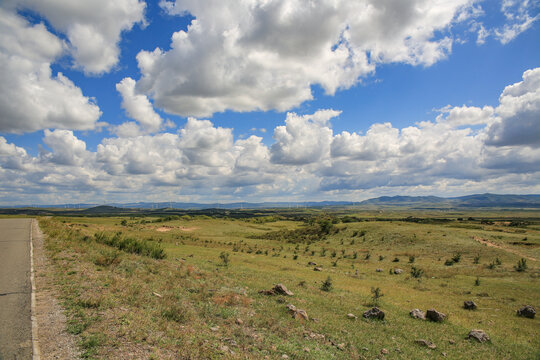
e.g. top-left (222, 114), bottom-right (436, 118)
top-left (37, 209), bottom-right (539, 359)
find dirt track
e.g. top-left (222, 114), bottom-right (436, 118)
top-left (473, 236), bottom-right (537, 261)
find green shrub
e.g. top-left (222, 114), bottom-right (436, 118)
top-left (514, 258), bottom-right (527, 272)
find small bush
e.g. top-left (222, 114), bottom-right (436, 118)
top-left (444, 259), bottom-right (455, 266)
top-left (408, 255), bottom-right (415, 263)
top-left (392, 257), bottom-right (400, 262)
top-left (410, 266), bottom-right (424, 278)
top-left (370, 287), bottom-right (384, 305)
top-left (320, 276), bottom-right (333, 292)
top-left (474, 277), bottom-right (480, 286)
top-left (219, 252), bottom-right (230, 266)
top-left (514, 258), bottom-right (527, 272)
top-left (364, 252), bottom-right (371, 260)
top-left (452, 252), bottom-right (462, 263)
top-left (473, 254), bottom-right (480, 264)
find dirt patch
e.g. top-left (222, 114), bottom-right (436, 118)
top-left (473, 236), bottom-right (537, 261)
top-left (32, 220), bottom-right (81, 360)
top-left (155, 226), bottom-right (199, 232)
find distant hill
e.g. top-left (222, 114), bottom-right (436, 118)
top-left (3, 194), bottom-right (540, 212)
top-left (359, 193), bottom-right (540, 208)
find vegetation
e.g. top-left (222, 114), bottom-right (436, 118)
top-left (34, 208), bottom-right (540, 359)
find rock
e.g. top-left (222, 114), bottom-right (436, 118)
top-left (308, 261), bottom-right (317, 266)
top-left (210, 326), bottom-right (219, 332)
top-left (467, 329), bottom-right (490, 343)
top-left (314, 266), bottom-right (323, 271)
top-left (409, 309), bottom-right (426, 320)
top-left (449, 339), bottom-right (455, 344)
top-left (381, 348), bottom-right (389, 354)
top-left (362, 347), bottom-right (369, 351)
top-left (303, 347), bottom-right (310, 353)
top-left (347, 313), bottom-right (357, 320)
top-left (376, 268), bottom-right (383, 272)
top-left (393, 268), bottom-right (403, 274)
top-left (426, 308), bottom-right (446, 322)
top-left (517, 305), bottom-right (536, 319)
top-left (282, 355), bottom-right (289, 359)
top-left (286, 304), bottom-right (308, 321)
top-left (464, 301), bottom-right (477, 310)
top-left (415, 339), bottom-right (437, 349)
top-left (337, 343), bottom-right (345, 350)
top-left (273, 283), bottom-right (294, 296)
top-left (235, 318), bottom-right (243, 325)
top-left (363, 307), bottom-right (385, 320)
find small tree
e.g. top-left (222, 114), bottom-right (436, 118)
top-left (320, 276), bottom-right (333, 292)
top-left (474, 277), bottom-right (480, 286)
top-left (473, 254), bottom-right (480, 264)
top-left (219, 252), bottom-right (230, 267)
top-left (514, 258), bottom-right (527, 272)
top-left (371, 287), bottom-right (384, 305)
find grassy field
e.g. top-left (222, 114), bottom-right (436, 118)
top-left (37, 209), bottom-right (539, 359)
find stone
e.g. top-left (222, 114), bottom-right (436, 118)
top-left (210, 326), bottom-right (219, 332)
top-left (314, 266), bottom-right (323, 271)
top-left (337, 343), bottom-right (345, 350)
top-left (467, 329), bottom-right (490, 343)
top-left (376, 268), bottom-right (383, 272)
top-left (393, 268), bottom-right (403, 274)
top-left (308, 261), bottom-right (317, 266)
top-left (381, 348), bottom-right (389, 354)
top-left (363, 307), bottom-right (385, 320)
top-left (426, 308), bottom-right (446, 322)
top-left (282, 355), bottom-right (289, 359)
top-left (235, 318), bottom-right (243, 325)
top-left (303, 347), bottom-right (310, 353)
top-left (415, 339), bottom-right (436, 349)
top-left (409, 309), bottom-right (426, 320)
top-left (273, 283), bottom-right (294, 296)
top-left (464, 301), bottom-right (477, 310)
top-left (286, 304), bottom-right (308, 321)
top-left (517, 305), bottom-right (536, 319)
top-left (347, 313), bottom-right (357, 320)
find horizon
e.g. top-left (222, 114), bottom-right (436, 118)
top-left (1, 1), bottom-right (539, 205)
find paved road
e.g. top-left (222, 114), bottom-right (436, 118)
top-left (0, 218), bottom-right (33, 360)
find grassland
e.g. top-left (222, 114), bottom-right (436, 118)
top-left (37, 209), bottom-right (539, 359)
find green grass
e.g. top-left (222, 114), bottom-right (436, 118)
top-left (38, 210), bottom-right (540, 359)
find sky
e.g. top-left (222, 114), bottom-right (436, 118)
top-left (0, 0), bottom-right (539, 205)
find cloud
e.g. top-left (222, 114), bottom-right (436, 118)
top-left (133, 0), bottom-right (478, 117)
top-left (116, 77), bottom-right (163, 133)
top-left (10, 0), bottom-right (146, 74)
top-left (0, 8), bottom-right (102, 133)
top-left (485, 67), bottom-right (540, 147)
top-left (271, 110), bottom-right (340, 165)
top-left (0, 68), bottom-right (539, 204)
top-left (495, 0), bottom-right (540, 44)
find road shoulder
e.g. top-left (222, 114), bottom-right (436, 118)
top-left (32, 219), bottom-right (81, 360)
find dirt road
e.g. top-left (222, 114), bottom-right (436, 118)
top-left (0, 218), bottom-right (33, 360)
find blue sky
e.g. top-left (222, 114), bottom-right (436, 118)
top-left (0, 0), bottom-right (539, 205)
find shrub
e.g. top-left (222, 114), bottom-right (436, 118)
top-left (410, 266), bottom-right (424, 278)
top-left (474, 277), bottom-right (480, 286)
top-left (371, 287), bottom-right (384, 305)
top-left (408, 255), bottom-right (415, 263)
top-left (444, 259), bottom-right (455, 266)
top-left (514, 258), bottom-right (527, 272)
top-left (451, 252), bottom-right (462, 263)
top-left (219, 252), bottom-right (230, 267)
top-left (392, 257), bottom-right (400, 262)
top-left (320, 276), bottom-right (333, 292)
top-left (473, 254), bottom-right (480, 264)
top-left (364, 252), bottom-right (371, 260)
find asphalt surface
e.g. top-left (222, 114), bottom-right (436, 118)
top-left (0, 218), bottom-right (33, 360)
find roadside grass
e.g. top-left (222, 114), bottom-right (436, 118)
top-left (39, 211), bottom-right (539, 359)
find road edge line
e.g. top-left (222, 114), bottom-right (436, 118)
top-left (30, 219), bottom-right (41, 360)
